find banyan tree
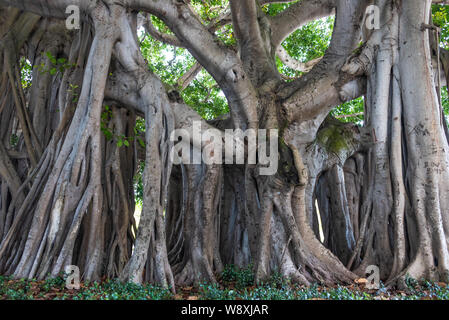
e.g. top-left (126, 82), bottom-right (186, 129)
top-left (0, 0), bottom-right (449, 291)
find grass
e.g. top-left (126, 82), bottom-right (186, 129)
top-left (1, 266), bottom-right (449, 300)
top-left (0, 275), bottom-right (172, 300)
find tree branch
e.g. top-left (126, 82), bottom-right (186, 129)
top-left (230, 0), bottom-right (278, 86)
top-left (177, 61), bottom-right (202, 90)
top-left (277, 46), bottom-right (322, 73)
top-left (1, 0), bottom-right (259, 130)
top-left (259, 0), bottom-right (298, 5)
top-left (129, 0), bottom-right (259, 129)
top-left (335, 112), bottom-right (363, 119)
top-left (206, 7), bottom-right (232, 33)
top-left (270, 0), bottom-right (336, 49)
top-left (278, 0), bottom-right (367, 143)
top-left (0, 0), bottom-right (84, 19)
top-left (143, 16), bottom-right (185, 48)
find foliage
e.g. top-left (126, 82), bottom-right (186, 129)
top-left (261, 1), bottom-right (298, 17)
top-left (100, 105), bottom-right (145, 148)
top-left (442, 87), bottom-right (449, 125)
top-left (20, 57), bottom-right (32, 89)
top-left (68, 279), bottom-right (173, 300)
top-left (433, 4), bottom-right (449, 49)
top-left (278, 17), bottom-right (334, 79)
top-left (134, 160), bottom-right (145, 206)
top-left (68, 83), bottom-right (80, 103)
top-left (0, 275), bottom-right (172, 300)
top-left (140, 32), bottom-right (196, 87)
top-left (191, 0), bottom-right (228, 19)
top-left (331, 97), bottom-right (365, 124)
top-left (35, 52), bottom-right (75, 76)
top-left (2, 272), bottom-right (449, 300)
top-left (181, 70), bottom-right (229, 119)
top-left (220, 264), bottom-right (255, 289)
top-left (9, 133), bottom-right (18, 148)
top-left (139, 22), bottom-right (229, 120)
top-left (15, 4), bottom-right (449, 124)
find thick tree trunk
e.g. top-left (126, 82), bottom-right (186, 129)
top-left (337, 0), bottom-right (449, 283)
top-left (0, 8), bottom-right (136, 282)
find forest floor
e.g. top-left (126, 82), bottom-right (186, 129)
top-left (1, 265), bottom-right (448, 300)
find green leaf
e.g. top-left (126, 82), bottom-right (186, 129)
top-left (137, 137), bottom-right (146, 148)
top-left (46, 52), bottom-right (57, 64)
